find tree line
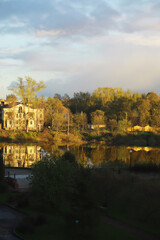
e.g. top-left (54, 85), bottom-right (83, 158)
top-left (5, 77), bottom-right (160, 133)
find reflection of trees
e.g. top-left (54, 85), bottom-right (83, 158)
top-left (129, 149), bottom-right (160, 166)
top-left (149, 150), bottom-right (160, 165)
top-left (5, 153), bottom-right (13, 167)
top-left (117, 146), bottom-right (128, 163)
top-left (90, 146), bottom-right (106, 165)
top-left (71, 145), bottom-right (88, 165)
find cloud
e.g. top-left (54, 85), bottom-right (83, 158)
top-left (1, 0), bottom-right (160, 41)
top-left (0, 0), bottom-right (121, 37)
top-left (2, 0), bottom-right (160, 98)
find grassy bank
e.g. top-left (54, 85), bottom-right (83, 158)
top-left (0, 128), bottom-right (84, 144)
top-left (82, 131), bottom-right (160, 147)
top-left (1, 128), bottom-right (160, 147)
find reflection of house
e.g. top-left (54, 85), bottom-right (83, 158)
top-left (3, 145), bottom-right (42, 168)
top-left (0, 101), bottom-right (44, 131)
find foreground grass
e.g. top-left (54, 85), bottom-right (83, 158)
top-left (0, 189), bottom-right (142, 240)
top-left (1, 159), bottom-right (160, 240)
top-left (16, 211), bottom-right (140, 240)
top-left (104, 171), bottom-right (160, 236)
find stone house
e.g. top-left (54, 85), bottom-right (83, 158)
top-left (0, 101), bottom-right (44, 131)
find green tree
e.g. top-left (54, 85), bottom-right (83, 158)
top-left (10, 76), bottom-right (46, 106)
top-left (73, 112), bottom-right (88, 132)
top-left (6, 94), bottom-right (17, 107)
top-left (150, 101), bottom-right (160, 128)
top-left (108, 119), bottom-right (117, 133)
top-left (45, 97), bottom-right (70, 131)
top-left (70, 92), bottom-right (91, 114)
top-left (91, 110), bottom-right (106, 135)
top-left (52, 111), bottom-right (67, 132)
top-left (137, 99), bottom-right (151, 127)
top-left (117, 119), bottom-right (131, 134)
top-left (10, 76), bottom-right (46, 132)
top-left (31, 154), bottom-right (77, 212)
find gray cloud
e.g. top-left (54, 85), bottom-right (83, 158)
top-left (1, 0), bottom-right (160, 39)
top-left (0, 0), bottom-right (120, 37)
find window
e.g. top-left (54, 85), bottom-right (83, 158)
top-left (30, 149), bottom-right (32, 153)
top-left (16, 114), bottom-right (18, 118)
top-left (10, 121), bottom-right (12, 125)
top-left (30, 121), bottom-right (32, 125)
top-left (19, 106), bottom-right (22, 113)
top-left (16, 121), bottom-right (18, 124)
top-left (40, 114), bottom-right (42, 118)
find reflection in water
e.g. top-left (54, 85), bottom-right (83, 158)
top-left (1, 144), bottom-right (42, 168)
top-left (1, 143), bottom-right (160, 168)
top-left (68, 145), bottom-right (160, 167)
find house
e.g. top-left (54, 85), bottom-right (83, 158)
top-left (88, 124), bottom-right (106, 130)
top-left (127, 125), bottom-right (155, 133)
top-left (0, 101), bottom-right (44, 131)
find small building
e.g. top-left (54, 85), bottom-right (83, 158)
top-left (127, 125), bottom-right (155, 133)
top-left (0, 101), bottom-right (44, 131)
top-left (88, 124), bottom-right (106, 130)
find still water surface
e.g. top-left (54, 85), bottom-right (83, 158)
top-left (1, 142), bottom-right (160, 168)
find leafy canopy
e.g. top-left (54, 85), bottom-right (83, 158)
top-left (10, 76), bottom-right (46, 105)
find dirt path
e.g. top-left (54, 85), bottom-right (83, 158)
top-left (0, 205), bottom-right (23, 240)
top-left (101, 215), bottom-right (160, 240)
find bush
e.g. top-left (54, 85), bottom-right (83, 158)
top-left (31, 153), bottom-right (77, 213)
top-left (35, 214), bottom-right (47, 226)
top-left (39, 128), bottom-right (53, 141)
top-left (0, 182), bottom-right (8, 193)
top-left (17, 216), bottom-right (35, 234)
top-left (17, 193), bottom-right (30, 208)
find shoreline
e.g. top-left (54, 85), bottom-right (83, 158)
top-left (0, 129), bottom-right (160, 147)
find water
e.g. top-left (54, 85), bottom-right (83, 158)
top-left (1, 142), bottom-right (160, 169)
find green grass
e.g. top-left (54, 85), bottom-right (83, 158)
top-left (17, 213), bottom-right (141, 240)
top-left (97, 222), bottom-right (141, 240)
top-left (104, 172), bottom-right (160, 237)
top-left (17, 214), bottom-right (67, 240)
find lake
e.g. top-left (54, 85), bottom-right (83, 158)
top-left (1, 142), bottom-right (160, 169)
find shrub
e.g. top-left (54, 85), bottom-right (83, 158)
top-left (17, 216), bottom-right (35, 234)
top-left (17, 193), bottom-right (30, 208)
top-left (31, 154), bottom-right (77, 213)
top-left (35, 214), bottom-right (47, 226)
top-left (39, 128), bottom-right (53, 141)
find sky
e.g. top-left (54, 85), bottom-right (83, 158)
top-left (1, 0), bottom-right (160, 98)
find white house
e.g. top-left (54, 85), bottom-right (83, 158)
top-left (0, 101), bottom-right (44, 131)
